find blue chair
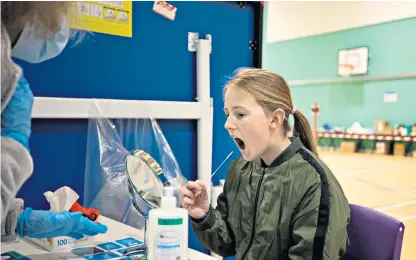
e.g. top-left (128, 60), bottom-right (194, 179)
top-left (344, 204), bottom-right (405, 260)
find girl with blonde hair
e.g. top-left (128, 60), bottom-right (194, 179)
top-left (181, 68), bottom-right (350, 259)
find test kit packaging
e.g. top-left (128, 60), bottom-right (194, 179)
top-left (25, 235), bottom-right (94, 252)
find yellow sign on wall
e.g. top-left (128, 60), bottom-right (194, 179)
top-left (70, 1), bottom-right (132, 38)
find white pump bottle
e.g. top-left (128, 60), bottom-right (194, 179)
top-left (147, 186), bottom-right (188, 260)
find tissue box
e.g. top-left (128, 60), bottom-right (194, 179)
top-left (25, 235), bottom-right (94, 252)
top-left (28, 186), bottom-right (97, 252)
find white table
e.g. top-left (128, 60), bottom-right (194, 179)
top-left (1, 216), bottom-right (215, 260)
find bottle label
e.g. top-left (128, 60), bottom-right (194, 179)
top-left (154, 218), bottom-right (184, 260)
top-left (158, 218), bottom-right (183, 225)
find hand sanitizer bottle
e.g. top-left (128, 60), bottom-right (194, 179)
top-left (148, 186), bottom-right (188, 260)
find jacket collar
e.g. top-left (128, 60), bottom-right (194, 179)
top-left (254, 137), bottom-right (304, 168)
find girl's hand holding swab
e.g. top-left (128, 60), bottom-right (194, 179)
top-left (194, 151), bottom-right (234, 197)
top-left (180, 180), bottom-right (209, 219)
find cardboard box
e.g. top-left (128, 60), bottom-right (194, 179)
top-left (25, 235), bottom-right (94, 252)
top-left (381, 127), bottom-right (394, 135)
top-left (375, 120), bottom-right (390, 135)
top-left (340, 141), bottom-right (357, 153)
top-left (375, 142), bottom-right (390, 155)
top-left (394, 143), bottom-right (406, 156)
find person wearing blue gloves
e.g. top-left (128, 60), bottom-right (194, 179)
top-left (1, 2), bottom-right (107, 243)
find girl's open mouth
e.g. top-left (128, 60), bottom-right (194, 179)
top-left (234, 138), bottom-right (245, 150)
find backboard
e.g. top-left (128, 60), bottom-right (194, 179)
top-left (338, 46), bottom-right (369, 76)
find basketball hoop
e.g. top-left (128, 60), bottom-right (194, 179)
top-left (338, 63), bottom-right (355, 77)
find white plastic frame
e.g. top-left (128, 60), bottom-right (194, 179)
top-left (32, 97), bottom-right (203, 119)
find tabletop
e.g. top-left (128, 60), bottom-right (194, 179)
top-left (1, 215), bottom-right (215, 260)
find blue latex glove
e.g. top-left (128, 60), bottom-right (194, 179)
top-left (1, 72), bottom-right (34, 150)
top-left (17, 208), bottom-right (108, 239)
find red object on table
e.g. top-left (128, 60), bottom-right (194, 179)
top-left (69, 202), bottom-right (100, 222)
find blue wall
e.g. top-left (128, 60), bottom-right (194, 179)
top-left (262, 2), bottom-right (416, 129)
top-left (15, 1), bottom-right (254, 255)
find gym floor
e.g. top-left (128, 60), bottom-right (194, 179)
top-left (320, 150), bottom-right (416, 260)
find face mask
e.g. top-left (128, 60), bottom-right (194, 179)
top-left (11, 20), bottom-right (70, 64)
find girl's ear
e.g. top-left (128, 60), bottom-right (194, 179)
top-left (269, 108), bottom-right (285, 129)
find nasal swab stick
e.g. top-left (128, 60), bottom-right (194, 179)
top-left (195, 151), bottom-right (233, 196)
top-left (211, 151), bottom-right (234, 179)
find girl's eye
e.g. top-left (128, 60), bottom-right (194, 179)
top-left (236, 113), bottom-right (245, 119)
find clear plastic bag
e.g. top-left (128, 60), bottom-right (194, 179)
top-left (83, 101), bottom-right (187, 229)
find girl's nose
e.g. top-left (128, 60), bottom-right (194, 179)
top-left (224, 117), bottom-right (236, 131)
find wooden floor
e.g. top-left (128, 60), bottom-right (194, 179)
top-left (319, 150), bottom-right (416, 260)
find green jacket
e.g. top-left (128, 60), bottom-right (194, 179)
top-left (192, 138), bottom-right (350, 260)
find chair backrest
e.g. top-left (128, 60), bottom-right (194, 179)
top-left (344, 204), bottom-right (405, 260)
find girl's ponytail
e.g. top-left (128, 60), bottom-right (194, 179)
top-left (293, 109), bottom-right (318, 155)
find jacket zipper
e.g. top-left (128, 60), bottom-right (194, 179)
top-left (241, 168), bottom-right (266, 260)
top-left (277, 229), bottom-right (282, 259)
top-left (278, 181), bottom-right (288, 259)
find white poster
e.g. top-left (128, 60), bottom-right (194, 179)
top-left (384, 91), bottom-right (398, 103)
